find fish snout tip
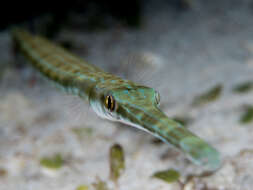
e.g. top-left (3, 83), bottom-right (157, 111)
top-left (180, 136), bottom-right (221, 171)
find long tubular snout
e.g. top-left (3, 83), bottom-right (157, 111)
top-left (120, 106), bottom-right (221, 170)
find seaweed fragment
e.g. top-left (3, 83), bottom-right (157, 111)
top-left (233, 81), bottom-right (253, 93)
top-left (192, 84), bottom-right (223, 106)
top-left (92, 178), bottom-right (110, 190)
top-left (40, 153), bottom-right (64, 169)
top-left (152, 169), bottom-right (180, 184)
top-left (76, 185), bottom-right (89, 190)
top-left (109, 144), bottom-right (125, 182)
top-left (240, 105), bottom-right (253, 124)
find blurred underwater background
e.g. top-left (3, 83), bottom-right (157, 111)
top-left (1, 0), bottom-right (253, 189)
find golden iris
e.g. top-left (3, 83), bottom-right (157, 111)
top-left (105, 95), bottom-right (115, 111)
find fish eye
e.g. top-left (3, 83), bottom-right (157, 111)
top-left (155, 91), bottom-right (160, 105)
top-left (105, 95), bottom-right (116, 111)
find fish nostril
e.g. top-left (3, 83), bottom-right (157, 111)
top-left (155, 91), bottom-right (160, 105)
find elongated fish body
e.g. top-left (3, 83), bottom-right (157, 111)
top-left (12, 29), bottom-right (221, 170)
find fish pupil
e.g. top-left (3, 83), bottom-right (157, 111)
top-left (108, 96), bottom-right (112, 109)
top-left (106, 95), bottom-right (115, 111)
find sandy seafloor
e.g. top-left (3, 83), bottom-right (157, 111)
top-left (1, 0), bottom-right (253, 189)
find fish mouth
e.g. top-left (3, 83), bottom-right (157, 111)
top-left (179, 136), bottom-right (221, 170)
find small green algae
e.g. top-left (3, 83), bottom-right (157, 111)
top-left (192, 84), bottom-right (223, 106)
top-left (152, 169), bottom-right (180, 184)
top-left (93, 178), bottom-right (110, 190)
top-left (240, 105), bottom-right (253, 124)
top-left (233, 81), bottom-right (253, 93)
top-left (40, 153), bottom-right (64, 169)
top-left (76, 185), bottom-right (89, 190)
top-left (109, 144), bottom-right (125, 182)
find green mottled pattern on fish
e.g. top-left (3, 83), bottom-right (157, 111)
top-left (12, 29), bottom-right (221, 170)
